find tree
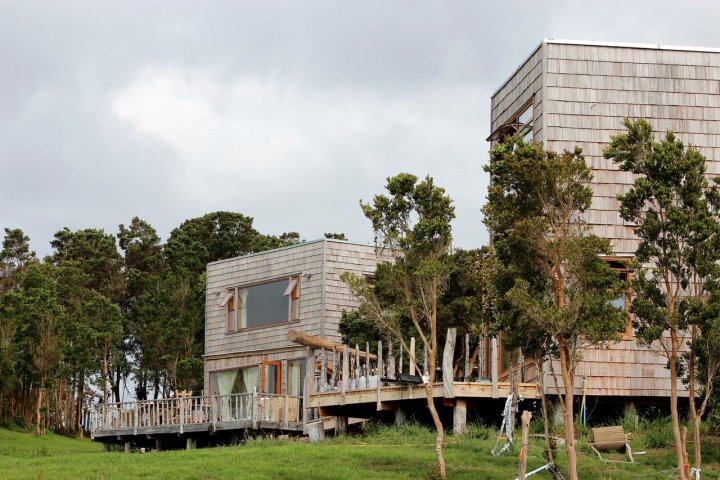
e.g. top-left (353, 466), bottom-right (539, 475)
top-left (484, 137), bottom-right (626, 480)
top-left (343, 173), bottom-right (455, 479)
top-left (604, 119), bottom-right (720, 478)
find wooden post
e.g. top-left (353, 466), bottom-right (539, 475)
top-left (252, 390), bottom-right (259, 429)
top-left (341, 344), bottom-right (349, 405)
top-left (124, 441), bottom-right (130, 453)
top-left (284, 395), bottom-right (289, 428)
top-left (387, 342), bottom-right (395, 380)
top-left (519, 410), bottom-right (532, 480)
top-left (376, 340), bottom-right (383, 411)
top-left (211, 395), bottom-right (217, 431)
top-left (336, 415), bottom-right (348, 435)
top-left (399, 342), bottom-right (403, 374)
top-left (443, 328), bottom-right (457, 398)
top-left (464, 333), bottom-right (470, 382)
top-left (453, 399), bottom-right (467, 435)
top-left (330, 349), bottom-right (337, 388)
top-left (423, 343), bottom-right (428, 377)
top-left (303, 347), bottom-right (314, 433)
top-left (365, 342), bottom-right (370, 384)
top-left (490, 337), bottom-right (499, 398)
top-left (186, 437), bottom-right (193, 451)
top-left (179, 398), bottom-right (185, 435)
top-left (320, 348), bottom-right (327, 390)
top-left (355, 343), bottom-right (360, 379)
top-left (478, 334), bottom-right (485, 381)
top-left (133, 402), bottom-right (138, 436)
top-left (409, 337), bottom-right (416, 376)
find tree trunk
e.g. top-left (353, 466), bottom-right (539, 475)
top-left (76, 374), bottom-right (85, 438)
top-left (558, 344), bottom-right (578, 480)
top-left (536, 357), bottom-right (556, 467)
top-left (426, 348), bottom-right (445, 479)
top-left (427, 277), bottom-right (446, 480)
top-left (35, 377), bottom-right (44, 435)
top-left (687, 325), bottom-right (701, 470)
top-left (669, 331), bottom-right (687, 480)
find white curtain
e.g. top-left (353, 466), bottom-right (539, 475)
top-left (288, 363), bottom-right (301, 397)
top-left (241, 366), bottom-right (259, 394)
top-left (215, 370), bottom-right (238, 421)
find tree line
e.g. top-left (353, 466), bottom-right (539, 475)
top-left (0, 212), bottom-right (301, 435)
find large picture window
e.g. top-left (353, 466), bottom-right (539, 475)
top-left (221, 276), bottom-right (300, 332)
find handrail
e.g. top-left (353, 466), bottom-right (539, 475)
top-left (90, 393), bottom-right (303, 434)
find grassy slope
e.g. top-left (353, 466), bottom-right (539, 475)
top-left (0, 425), bottom-right (717, 480)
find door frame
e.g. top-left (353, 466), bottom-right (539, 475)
top-left (261, 361), bottom-right (281, 394)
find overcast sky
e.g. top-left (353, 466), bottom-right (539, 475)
top-left (2, 1), bottom-right (720, 257)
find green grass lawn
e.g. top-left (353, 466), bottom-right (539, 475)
top-left (0, 424), bottom-right (717, 479)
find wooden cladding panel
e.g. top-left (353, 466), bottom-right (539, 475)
top-left (540, 43), bottom-right (720, 257)
top-left (204, 241), bottom-right (326, 357)
top-left (322, 242), bottom-right (390, 344)
top-left (491, 46), bottom-right (544, 133)
top-left (542, 337), bottom-right (690, 398)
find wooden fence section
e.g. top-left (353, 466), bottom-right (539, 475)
top-left (293, 328), bottom-right (538, 416)
top-left (90, 393), bottom-right (303, 439)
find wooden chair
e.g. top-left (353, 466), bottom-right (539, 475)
top-left (588, 426), bottom-right (634, 463)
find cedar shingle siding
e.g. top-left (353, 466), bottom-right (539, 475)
top-left (491, 40), bottom-right (720, 397)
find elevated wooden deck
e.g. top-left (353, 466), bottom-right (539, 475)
top-left (91, 393), bottom-right (303, 440)
top-left (311, 381), bottom-right (537, 409)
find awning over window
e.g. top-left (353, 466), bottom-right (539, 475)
top-left (218, 290), bottom-right (234, 307)
top-left (283, 278), bottom-right (298, 297)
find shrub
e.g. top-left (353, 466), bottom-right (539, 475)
top-left (639, 417), bottom-right (673, 449)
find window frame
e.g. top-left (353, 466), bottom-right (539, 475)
top-left (223, 275), bottom-right (301, 334)
top-left (601, 256), bottom-right (634, 338)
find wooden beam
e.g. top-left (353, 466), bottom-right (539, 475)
top-left (288, 330), bottom-right (377, 360)
top-left (490, 337), bottom-right (499, 399)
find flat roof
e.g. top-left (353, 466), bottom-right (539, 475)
top-left (491, 38), bottom-right (720, 99)
top-left (206, 237), bottom-right (376, 267)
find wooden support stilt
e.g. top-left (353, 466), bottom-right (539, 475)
top-left (443, 328), bottom-right (457, 398)
top-left (124, 441), bottom-right (130, 453)
top-left (453, 399), bottom-right (467, 435)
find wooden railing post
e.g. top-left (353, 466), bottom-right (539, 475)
top-left (179, 398), bottom-right (185, 435)
top-left (134, 402), bottom-right (138, 436)
top-left (464, 333), bottom-right (470, 382)
top-left (252, 390), bottom-right (259, 428)
top-left (409, 337), bottom-right (416, 376)
top-left (341, 344), bottom-right (349, 405)
top-left (211, 395), bottom-right (217, 431)
top-left (284, 395), bottom-right (289, 427)
top-left (443, 328), bottom-right (456, 399)
top-left (303, 347), bottom-right (314, 433)
top-left (376, 340), bottom-right (383, 411)
top-left (387, 342), bottom-right (395, 380)
top-left (490, 337), bottom-right (499, 398)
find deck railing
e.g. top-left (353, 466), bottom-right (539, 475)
top-left (90, 393), bottom-right (302, 436)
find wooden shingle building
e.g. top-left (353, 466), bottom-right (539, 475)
top-left (490, 39), bottom-right (720, 401)
top-left (202, 238), bottom-right (383, 404)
